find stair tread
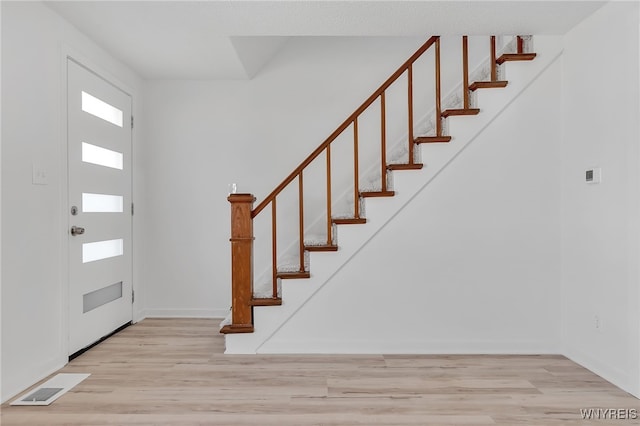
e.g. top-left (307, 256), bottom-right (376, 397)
top-left (387, 163), bottom-right (423, 170)
top-left (220, 324), bottom-right (254, 334)
top-left (469, 81), bottom-right (508, 91)
top-left (360, 190), bottom-right (395, 198)
top-left (333, 217), bottom-right (367, 225)
top-left (276, 271), bottom-right (310, 279)
top-left (441, 108), bottom-right (480, 118)
top-left (250, 297), bottom-right (282, 306)
top-left (496, 53), bottom-right (537, 65)
top-left (415, 136), bottom-right (452, 144)
top-left (305, 244), bottom-right (338, 252)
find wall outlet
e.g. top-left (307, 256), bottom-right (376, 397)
top-left (594, 314), bottom-right (603, 332)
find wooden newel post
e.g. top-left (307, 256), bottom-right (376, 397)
top-left (220, 193), bottom-right (256, 334)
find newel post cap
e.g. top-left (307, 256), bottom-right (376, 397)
top-left (227, 193), bottom-right (256, 203)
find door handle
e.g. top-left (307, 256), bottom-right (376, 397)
top-left (71, 226), bottom-right (85, 236)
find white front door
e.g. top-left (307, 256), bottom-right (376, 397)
top-left (67, 59), bottom-right (133, 355)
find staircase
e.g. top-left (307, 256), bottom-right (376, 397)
top-left (221, 35), bottom-right (563, 353)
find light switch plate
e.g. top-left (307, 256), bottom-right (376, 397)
top-left (32, 164), bottom-right (48, 185)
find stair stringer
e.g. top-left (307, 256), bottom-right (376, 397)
top-left (224, 36), bottom-right (563, 354)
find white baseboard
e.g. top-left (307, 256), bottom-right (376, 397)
top-left (143, 308), bottom-right (228, 319)
top-left (255, 339), bottom-right (561, 355)
top-left (133, 309), bottom-right (146, 323)
top-left (564, 348), bottom-right (639, 398)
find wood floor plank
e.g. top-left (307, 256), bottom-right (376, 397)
top-left (1, 318), bottom-right (638, 425)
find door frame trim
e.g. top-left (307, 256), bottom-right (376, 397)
top-left (60, 45), bottom-right (137, 358)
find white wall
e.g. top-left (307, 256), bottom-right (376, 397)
top-left (1, 1), bottom-right (143, 402)
top-left (261, 58), bottom-right (564, 353)
top-left (561, 2), bottom-right (640, 397)
top-left (141, 37), bottom-right (431, 317)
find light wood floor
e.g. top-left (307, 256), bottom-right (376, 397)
top-left (1, 318), bottom-right (638, 425)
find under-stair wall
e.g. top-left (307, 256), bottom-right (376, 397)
top-left (224, 36), bottom-right (565, 352)
top-left (259, 57), bottom-right (563, 354)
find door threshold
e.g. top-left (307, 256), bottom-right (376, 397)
top-left (69, 321), bottom-right (131, 361)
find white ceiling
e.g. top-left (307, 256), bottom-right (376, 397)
top-left (46, 1), bottom-right (606, 80)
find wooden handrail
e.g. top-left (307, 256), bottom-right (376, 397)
top-left (252, 36), bottom-right (439, 217)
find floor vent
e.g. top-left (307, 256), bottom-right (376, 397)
top-left (21, 388), bottom-right (64, 402)
top-left (10, 373), bottom-right (90, 406)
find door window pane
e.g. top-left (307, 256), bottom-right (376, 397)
top-left (81, 91), bottom-right (123, 127)
top-left (82, 193), bottom-right (123, 213)
top-left (83, 281), bottom-right (123, 313)
top-left (82, 239), bottom-right (123, 263)
top-left (82, 142), bottom-right (123, 170)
